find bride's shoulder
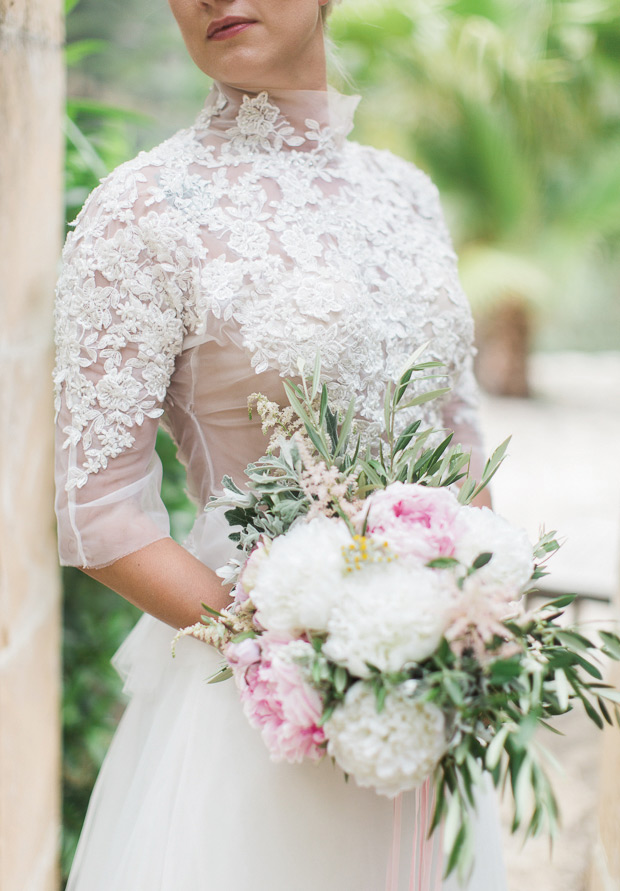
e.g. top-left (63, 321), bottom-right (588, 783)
top-left (347, 141), bottom-right (444, 217)
top-left (68, 126), bottom-right (199, 236)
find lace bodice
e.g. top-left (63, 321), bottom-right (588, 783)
top-left (54, 81), bottom-right (483, 568)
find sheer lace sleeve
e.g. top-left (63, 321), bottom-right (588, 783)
top-left (53, 174), bottom-right (194, 568)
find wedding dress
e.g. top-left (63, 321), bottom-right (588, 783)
top-left (54, 81), bottom-right (507, 890)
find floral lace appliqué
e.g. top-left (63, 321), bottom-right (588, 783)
top-left (223, 92), bottom-right (306, 153)
top-left (54, 84), bottom-right (481, 494)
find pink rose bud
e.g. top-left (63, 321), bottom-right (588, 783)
top-left (226, 637), bottom-right (261, 668)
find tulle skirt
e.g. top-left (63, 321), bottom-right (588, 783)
top-left (67, 512), bottom-right (507, 891)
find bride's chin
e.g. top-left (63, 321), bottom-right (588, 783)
top-left (206, 63), bottom-right (285, 95)
top-left (199, 47), bottom-right (276, 90)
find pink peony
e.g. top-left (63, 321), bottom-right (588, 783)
top-left (364, 482), bottom-right (461, 564)
top-left (227, 635), bottom-right (326, 763)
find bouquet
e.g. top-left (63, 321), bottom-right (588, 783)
top-left (175, 351), bottom-right (620, 880)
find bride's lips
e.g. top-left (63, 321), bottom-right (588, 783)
top-left (207, 17), bottom-right (258, 41)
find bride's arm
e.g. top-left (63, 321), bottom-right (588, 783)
top-left (82, 538), bottom-right (232, 629)
top-left (54, 176), bottom-right (222, 628)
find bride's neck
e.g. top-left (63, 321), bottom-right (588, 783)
top-left (194, 78), bottom-right (360, 155)
top-left (215, 80), bottom-right (332, 129)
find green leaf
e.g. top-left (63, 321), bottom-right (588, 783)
top-left (538, 720), bottom-right (564, 736)
top-left (311, 352), bottom-right (322, 401)
top-left (283, 381), bottom-right (314, 429)
top-left (571, 655), bottom-right (602, 681)
top-left (489, 659), bottom-right (522, 683)
top-left (65, 39), bottom-right (107, 67)
top-left (457, 478), bottom-right (477, 505)
top-left (471, 437), bottom-right (511, 498)
top-left (200, 602), bottom-right (225, 619)
top-left (325, 406), bottom-right (339, 452)
top-left (312, 659), bottom-right (322, 686)
top-left (304, 422), bottom-right (331, 463)
top-left (231, 631), bottom-right (257, 643)
top-left (360, 505), bottom-right (371, 537)
top-left (334, 398), bottom-right (356, 457)
top-left (319, 384), bottom-right (329, 425)
top-left (429, 776), bottom-right (447, 834)
top-left (442, 791), bottom-right (463, 856)
top-left (598, 696), bottom-right (613, 725)
top-left (427, 557), bottom-right (461, 570)
top-left (556, 630), bottom-right (596, 652)
top-left (472, 552), bottom-right (493, 570)
top-left (512, 714), bottom-right (539, 751)
top-left (542, 594), bottom-right (576, 610)
top-left (383, 381), bottom-right (393, 435)
top-left (334, 666), bottom-right (348, 696)
top-left (394, 420), bottom-right (422, 454)
top-left (486, 724), bottom-right (510, 770)
top-left (444, 675), bottom-right (464, 706)
top-left (581, 694), bottom-right (605, 729)
top-left (64, 116), bottom-right (108, 180)
top-left (600, 631), bottom-right (620, 660)
top-left (399, 387), bottom-right (451, 410)
top-left (483, 437), bottom-right (511, 477)
top-left (428, 434), bottom-right (454, 468)
top-left (374, 683), bottom-right (387, 713)
top-left (207, 666), bottom-right (233, 684)
top-left (445, 824), bottom-right (467, 879)
top-left (220, 475), bottom-right (246, 496)
top-left (318, 703), bottom-right (336, 727)
top-left (394, 368), bottom-right (414, 405)
top-left (513, 755), bottom-right (533, 827)
top-left (597, 689), bottom-right (620, 705)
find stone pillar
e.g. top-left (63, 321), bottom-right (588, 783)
top-left (0, 1), bottom-right (64, 889)
top-left (589, 547), bottom-right (620, 891)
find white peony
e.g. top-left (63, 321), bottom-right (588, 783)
top-left (325, 682), bottom-right (447, 798)
top-left (454, 506), bottom-right (534, 596)
top-left (323, 562), bottom-right (455, 677)
top-left (238, 539), bottom-right (270, 594)
top-left (250, 516), bottom-right (352, 634)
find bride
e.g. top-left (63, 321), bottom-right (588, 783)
top-left (54, 1), bottom-right (507, 888)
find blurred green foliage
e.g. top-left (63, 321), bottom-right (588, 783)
top-left (61, 0), bottom-right (620, 881)
top-left (327, 0), bottom-right (620, 348)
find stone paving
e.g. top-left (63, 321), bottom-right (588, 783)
top-left (478, 351), bottom-right (620, 891)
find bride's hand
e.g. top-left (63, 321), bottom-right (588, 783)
top-left (82, 537), bottom-right (234, 629)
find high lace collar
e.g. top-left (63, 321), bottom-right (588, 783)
top-left (193, 80), bottom-right (360, 155)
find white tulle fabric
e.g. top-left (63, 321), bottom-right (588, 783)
top-left (57, 82), bottom-right (507, 890)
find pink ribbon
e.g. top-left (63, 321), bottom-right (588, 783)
top-left (386, 779), bottom-right (443, 891)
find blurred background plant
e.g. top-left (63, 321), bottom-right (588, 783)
top-left (329, 0), bottom-right (620, 393)
top-left (61, 0), bottom-right (620, 883)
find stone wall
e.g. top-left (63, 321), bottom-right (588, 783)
top-left (0, 0), bottom-right (64, 888)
